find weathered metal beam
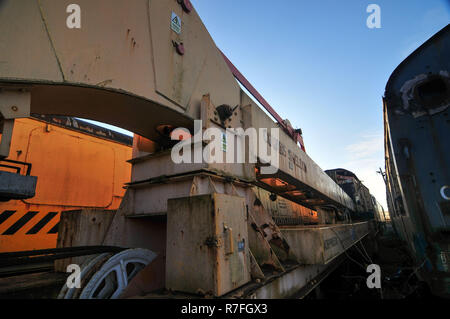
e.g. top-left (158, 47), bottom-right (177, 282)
top-left (0, 171), bottom-right (37, 201)
top-left (281, 222), bottom-right (371, 265)
top-left (242, 103), bottom-right (356, 212)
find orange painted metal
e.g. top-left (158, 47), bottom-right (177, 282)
top-left (0, 117), bottom-right (132, 253)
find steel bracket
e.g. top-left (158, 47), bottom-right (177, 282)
top-left (0, 88), bottom-right (31, 158)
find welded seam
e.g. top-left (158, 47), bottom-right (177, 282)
top-left (37, 0), bottom-right (66, 81)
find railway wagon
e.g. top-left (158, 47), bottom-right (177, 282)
top-left (0, 115), bottom-right (132, 253)
top-left (383, 24), bottom-right (450, 297)
top-left (371, 196), bottom-right (388, 224)
top-left (325, 168), bottom-right (376, 221)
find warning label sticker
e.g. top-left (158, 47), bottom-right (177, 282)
top-left (171, 12), bottom-right (181, 34)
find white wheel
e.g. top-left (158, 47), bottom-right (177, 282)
top-left (79, 248), bottom-right (157, 299)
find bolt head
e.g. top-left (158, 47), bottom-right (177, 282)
top-left (181, 0), bottom-right (193, 13)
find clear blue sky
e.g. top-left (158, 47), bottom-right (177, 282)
top-left (86, 0), bottom-right (449, 211)
top-left (191, 0), bottom-right (450, 210)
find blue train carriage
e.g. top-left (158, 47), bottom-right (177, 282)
top-left (325, 168), bottom-right (376, 221)
top-left (383, 24), bottom-right (450, 297)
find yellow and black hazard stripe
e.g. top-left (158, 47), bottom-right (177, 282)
top-left (0, 210), bottom-right (59, 235)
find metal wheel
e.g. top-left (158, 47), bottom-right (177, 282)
top-left (79, 248), bottom-right (156, 299)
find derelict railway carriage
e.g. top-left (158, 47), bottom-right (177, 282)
top-left (383, 24), bottom-right (450, 298)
